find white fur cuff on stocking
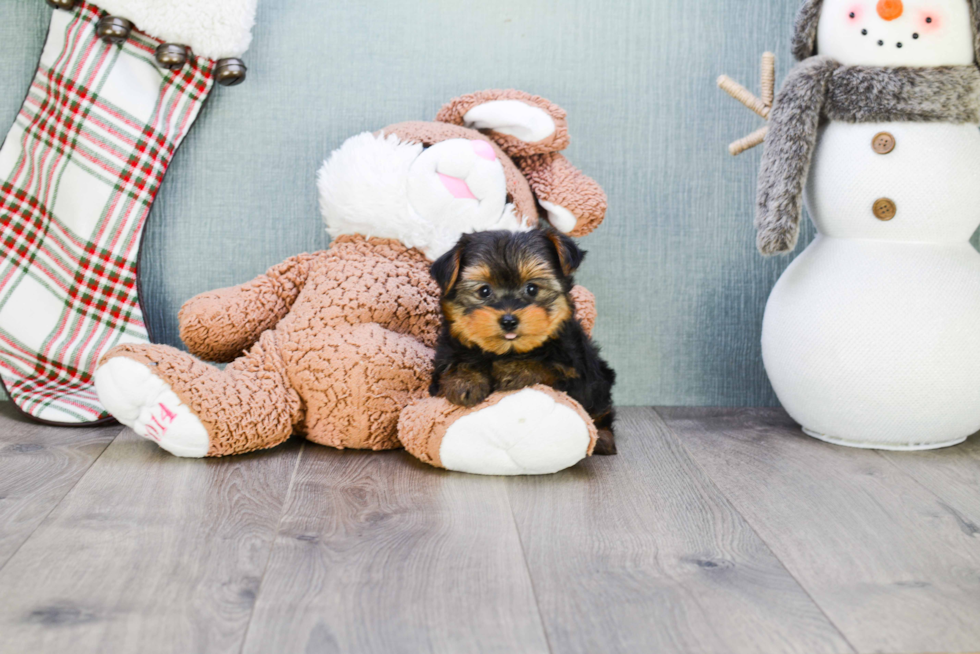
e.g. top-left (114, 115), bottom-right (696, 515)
top-left (91, 0), bottom-right (258, 60)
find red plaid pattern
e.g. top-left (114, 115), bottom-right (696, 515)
top-left (0, 2), bottom-right (214, 424)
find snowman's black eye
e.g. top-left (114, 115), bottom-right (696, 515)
top-left (897, 42), bottom-right (903, 48)
top-left (878, 40), bottom-right (884, 46)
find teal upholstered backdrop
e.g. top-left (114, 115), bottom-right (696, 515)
top-left (3, 0), bottom-right (978, 406)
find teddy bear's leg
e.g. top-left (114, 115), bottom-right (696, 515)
top-left (291, 323), bottom-right (434, 451)
top-left (94, 332), bottom-right (302, 458)
top-left (398, 385), bottom-right (597, 476)
top-left (569, 285), bottom-right (597, 336)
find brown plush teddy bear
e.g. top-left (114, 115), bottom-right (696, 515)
top-left (93, 89), bottom-right (608, 476)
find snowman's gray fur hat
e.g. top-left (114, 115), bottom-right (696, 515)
top-left (792, 0), bottom-right (980, 62)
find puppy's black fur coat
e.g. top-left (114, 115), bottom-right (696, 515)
top-left (429, 229), bottom-right (617, 454)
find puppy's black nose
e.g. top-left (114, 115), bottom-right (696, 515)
top-left (500, 314), bottom-right (519, 332)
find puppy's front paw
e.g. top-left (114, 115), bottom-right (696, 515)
top-left (440, 368), bottom-right (493, 407)
top-left (492, 361), bottom-right (578, 391)
top-left (593, 428), bottom-right (617, 455)
top-left (492, 360), bottom-right (559, 392)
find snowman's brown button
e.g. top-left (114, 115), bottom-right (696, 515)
top-left (872, 132), bottom-right (896, 154)
top-left (873, 198), bottom-right (897, 221)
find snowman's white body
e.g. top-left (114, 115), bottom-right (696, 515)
top-left (761, 0), bottom-right (980, 449)
top-left (764, 122), bottom-right (980, 448)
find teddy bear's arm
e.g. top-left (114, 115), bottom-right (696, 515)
top-left (570, 285), bottom-right (597, 337)
top-left (179, 252), bottom-right (321, 363)
top-left (516, 153), bottom-right (607, 237)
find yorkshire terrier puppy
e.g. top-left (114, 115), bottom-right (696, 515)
top-left (429, 229), bottom-right (617, 454)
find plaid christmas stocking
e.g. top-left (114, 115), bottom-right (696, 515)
top-left (0, 0), bottom-right (256, 424)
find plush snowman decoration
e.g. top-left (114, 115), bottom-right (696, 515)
top-left (753, 0), bottom-right (980, 449)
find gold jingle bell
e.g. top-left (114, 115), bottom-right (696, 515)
top-left (156, 44), bottom-right (189, 70)
top-left (96, 16), bottom-right (133, 44)
top-left (214, 58), bottom-right (247, 87)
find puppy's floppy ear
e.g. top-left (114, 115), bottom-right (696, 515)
top-left (544, 229), bottom-right (586, 277)
top-left (431, 240), bottom-right (464, 294)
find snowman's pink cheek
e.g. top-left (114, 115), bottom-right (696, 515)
top-left (917, 10), bottom-right (942, 34)
top-left (846, 4), bottom-right (866, 21)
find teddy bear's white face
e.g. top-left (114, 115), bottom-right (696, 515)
top-left (406, 139), bottom-right (511, 235)
top-left (317, 132), bottom-right (529, 261)
top-left (817, 0), bottom-right (974, 66)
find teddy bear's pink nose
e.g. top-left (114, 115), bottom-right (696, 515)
top-left (471, 140), bottom-right (497, 161)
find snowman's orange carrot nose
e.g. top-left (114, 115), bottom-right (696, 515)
top-left (877, 0), bottom-right (903, 20)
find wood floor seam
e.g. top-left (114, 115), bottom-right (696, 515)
top-left (650, 407), bottom-right (861, 654)
top-left (236, 440), bottom-right (306, 654)
top-left (504, 486), bottom-right (556, 654)
top-left (871, 450), bottom-right (948, 504)
top-left (658, 407), bottom-right (980, 653)
top-left (0, 424), bottom-right (123, 575)
top-left (873, 447), bottom-right (975, 512)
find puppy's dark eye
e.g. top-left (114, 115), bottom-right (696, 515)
top-left (478, 285), bottom-right (492, 299)
top-left (525, 283), bottom-right (539, 297)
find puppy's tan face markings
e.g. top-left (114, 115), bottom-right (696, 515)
top-left (443, 251), bottom-right (570, 355)
top-left (460, 263), bottom-right (495, 287)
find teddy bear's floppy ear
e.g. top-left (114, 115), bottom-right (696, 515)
top-left (436, 90), bottom-right (571, 158)
top-left (517, 153), bottom-right (607, 237)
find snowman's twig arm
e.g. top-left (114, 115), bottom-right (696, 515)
top-left (761, 52), bottom-right (775, 107)
top-left (730, 125), bottom-right (769, 157)
top-left (718, 76), bottom-right (770, 120)
top-left (756, 56), bottom-right (838, 256)
top-left (718, 52), bottom-right (776, 155)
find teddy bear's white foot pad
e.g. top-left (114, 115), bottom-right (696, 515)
top-left (440, 389), bottom-right (591, 476)
top-left (95, 357), bottom-right (210, 458)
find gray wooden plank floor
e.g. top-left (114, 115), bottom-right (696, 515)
top-left (506, 408), bottom-right (851, 654)
top-left (659, 407), bottom-right (980, 654)
top-left (0, 425), bottom-right (301, 653)
top-left (0, 403), bottom-right (121, 568)
top-left (240, 446), bottom-right (550, 654)
top-left (1, 402), bottom-right (979, 654)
